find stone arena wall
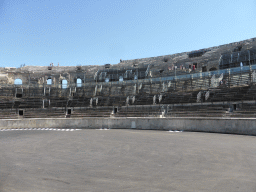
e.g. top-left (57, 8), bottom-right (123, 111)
top-left (1, 117), bottom-right (256, 136)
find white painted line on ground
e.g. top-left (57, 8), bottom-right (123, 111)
top-left (0, 128), bottom-right (81, 131)
top-left (168, 130), bottom-right (183, 132)
top-left (96, 128), bottom-right (110, 130)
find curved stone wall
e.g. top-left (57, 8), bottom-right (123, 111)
top-left (0, 37), bottom-right (255, 86)
top-left (1, 117), bottom-right (256, 136)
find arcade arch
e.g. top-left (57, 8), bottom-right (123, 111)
top-left (14, 79), bottom-right (22, 85)
top-left (62, 79), bottom-right (68, 89)
top-left (47, 78), bottom-right (52, 85)
top-left (76, 78), bottom-right (82, 87)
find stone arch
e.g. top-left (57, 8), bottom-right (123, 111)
top-left (76, 78), bottom-right (82, 87)
top-left (14, 78), bottom-right (22, 85)
top-left (61, 79), bottom-right (68, 89)
top-left (47, 77), bottom-right (52, 85)
top-left (58, 73), bottom-right (70, 88)
top-left (12, 73), bottom-right (27, 85)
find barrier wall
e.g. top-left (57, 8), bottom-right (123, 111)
top-left (0, 117), bottom-right (256, 135)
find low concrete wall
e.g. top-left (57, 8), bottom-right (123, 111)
top-left (1, 117), bottom-right (256, 135)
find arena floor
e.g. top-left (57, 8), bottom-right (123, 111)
top-left (0, 128), bottom-right (256, 192)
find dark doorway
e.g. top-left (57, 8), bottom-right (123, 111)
top-left (16, 93), bottom-right (22, 98)
top-left (19, 110), bottom-right (23, 116)
top-left (209, 67), bottom-right (217, 71)
top-left (67, 109), bottom-right (71, 115)
top-left (202, 66), bottom-right (207, 72)
top-left (114, 107), bottom-right (118, 114)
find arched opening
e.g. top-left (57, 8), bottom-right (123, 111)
top-left (14, 79), bottom-right (22, 85)
top-left (163, 57), bottom-right (168, 62)
top-left (76, 78), bottom-right (82, 87)
top-left (62, 79), bottom-right (68, 89)
top-left (209, 67), bottom-right (217, 71)
top-left (105, 78), bottom-right (109, 82)
top-left (119, 76), bottom-right (123, 82)
top-left (47, 78), bottom-right (52, 85)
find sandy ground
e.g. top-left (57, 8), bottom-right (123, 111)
top-left (0, 129), bottom-right (256, 192)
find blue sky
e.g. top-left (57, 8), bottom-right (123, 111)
top-left (0, 0), bottom-right (256, 68)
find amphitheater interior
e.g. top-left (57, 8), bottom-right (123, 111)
top-left (1, 38), bottom-right (256, 119)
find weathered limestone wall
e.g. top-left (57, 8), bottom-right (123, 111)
top-left (121, 37), bottom-right (256, 72)
top-left (1, 37), bottom-right (256, 86)
top-left (1, 117), bottom-right (256, 135)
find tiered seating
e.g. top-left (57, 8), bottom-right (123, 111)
top-left (150, 83), bottom-right (161, 94)
top-left (241, 84), bottom-right (256, 100)
top-left (66, 97), bottom-right (90, 107)
top-left (229, 73), bottom-right (250, 87)
top-left (0, 109), bottom-right (18, 119)
top-left (132, 95), bottom-right (154, 105)
top-left (0, 99), bottom-right (13, 109)
top-left (123, 84), bottom-right (136, 96)
top-left (97, 97), bottom-right (110, 106)
top-left (161, 91), bottom-right (197, 104)
top-left (230, 103), bottom-right (256, 117)
top-left (23, 109), bottom-right (66, 118)
top-left (166, 104), bottom-right (230, 117)
top-left (110, 86), bottom-right (123, 96)
top-left (70, 108), bottom-right (112, 118)
top-left (115, 106), bottom-right (162, 117)
top-left (14, 97), bottom-right (42, 108)
top-left (208, 86), bottom-right (249, 102)
top-left (108, 96), bottom-right (126, 106)
top-left (141, 84), bottom-right (151, 94)
top-left (1, 62), bottom-right (256, 120)
top-left (46, 97), bottom-right (67, 107)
